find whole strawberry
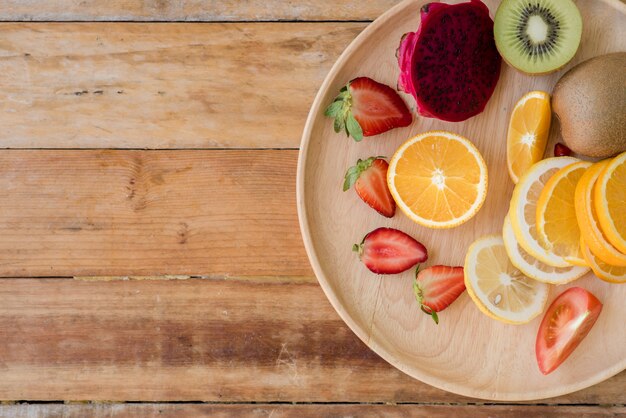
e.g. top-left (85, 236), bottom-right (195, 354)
top-left (414, 265), bottom-right (466, 324)
top-left (344, 156), bottom-right (395, 218)
top-left (353, 228), bottom-right (427, 274)
top-left (325, 77), bottom-right (412, 141)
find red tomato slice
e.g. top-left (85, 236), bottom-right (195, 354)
top-left (536, 287), bottom-right (603, 375)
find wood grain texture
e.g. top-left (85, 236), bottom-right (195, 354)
top-left (0, 22), bottom-right (363, 149)
top-left (0, 278), bottom-right (624, 403)
top-left (2, 404), bottom-right (625, 418)
top-left (0, 150), bottom-right (311, 277)
top-left (298, 0), bottom-right (626, 401)
top-left (0, 0), bottom-right (400, 21)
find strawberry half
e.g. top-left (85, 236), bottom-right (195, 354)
top-left (344, 157), bottom-right (396, 218)
top-left (413, 265), bottom-right (466, 324)
top-left (325, 77), bottom-right (412, 141)
top-left (353, 228), bottom-right (427, 274)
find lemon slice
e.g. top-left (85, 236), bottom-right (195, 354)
top-left (387, 131), bottom-right (488, 229)
top-left (506, 91), bottom-right (551, 184)
top-left (581, 237), bottom-right (626, 284)
top-left (509, 156), bottom-right (580, 267)
top-left (536, 160), bottom-right (592, 266)
top-left (503, 215), bottom-right (588, 284)
top-left (595, 151), bottom-right (626, 254)
top-left (465, 235), bottom-right (549, 324)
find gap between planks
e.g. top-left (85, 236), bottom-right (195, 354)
top-left (73, 275), bottom-right (317, 284)
top-left (0, 403), bottom-right (624, 418)
top-left (0, 276), bottom-right (317, 284)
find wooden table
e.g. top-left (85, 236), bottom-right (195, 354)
top-left (0, 1), bottom-right (623, 417)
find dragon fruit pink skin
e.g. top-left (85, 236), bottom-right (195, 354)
top-left (397, 0), bottom-right (502, 122)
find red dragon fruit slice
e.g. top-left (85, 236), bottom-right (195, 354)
top-left (397, 0), bottom-right (501, 122)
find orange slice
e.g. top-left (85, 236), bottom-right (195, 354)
top-left (536, 161), bottom-right (591, 266)
top-left (506, 91), bottom-right (551, 184)
top-left (503, 215), bottom-right (588, 284)
top-left (575, 160), bottom-right (626, 266)
top-left (509, 156), bottom-right (580, 267)
top-left (387, 131), bottom-right (488, 229)
top-left (595, 151), bottom-right (626, 254)
top-left (581, 237), bottom-right (626, 284)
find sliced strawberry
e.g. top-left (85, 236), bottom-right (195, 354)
top-left (413, 265), bottom-right (466, 324)
top-left (554, 143), bottom-right (572, 157)
top-left (325, 77), bottom-right (412, 141)
top-left (344, 157), bottom-right (396, 217)
top-left (353, 228), bottom-right (427, 274)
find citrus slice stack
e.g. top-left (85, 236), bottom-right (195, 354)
top-left (580, 237), bottom-right (626, 283)
top-left (574, 160), bottom-right (626, 267)
top-left (387, 131), bottom-right (488, 229)
top-left (509, 156), bottom-right (580, 267)
top-left (503, 215), bottom-right (588, 284)
top-left (464, 235), bottom-right (549, 324)
top-left (595, 151), bottom-right (626, 254)
top-left (506, 91), bottom-right (551, 184)
top-left (536, 161), bottom-right (592, 266)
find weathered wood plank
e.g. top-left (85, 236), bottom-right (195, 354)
top-left (1, 404), bottom-right (625, 418)
top-left (0, 23), bottom-right (364, 149)
top-left (0, 278), bottom-right (624, 403)
top-left (0, 150), bottom-right (312, 277)
top-left (0, 0), bottom-right (400, 21)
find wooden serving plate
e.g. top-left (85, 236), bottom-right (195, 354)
top-left (297, 0), bottom-right (626, 401)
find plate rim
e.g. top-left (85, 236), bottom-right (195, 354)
top-left (296, 0), bottom-right (626, 401)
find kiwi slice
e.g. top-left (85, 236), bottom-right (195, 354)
top-left (494, 0), bottom-right (582, 74)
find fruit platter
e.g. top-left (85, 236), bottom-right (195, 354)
top-left (297, 0), bottom-right (626, 401)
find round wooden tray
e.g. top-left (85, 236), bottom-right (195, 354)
top-left (297, 0), bottom-right (626, 401)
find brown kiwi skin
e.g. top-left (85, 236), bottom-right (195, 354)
top-left (552, 52), bottom-right (626, 158)
top-left (494, 0), bottom-right (582, 76)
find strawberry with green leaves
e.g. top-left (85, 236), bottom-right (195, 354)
top-left (325, 77), bottom-right (412, 141)
top-left (414, 265), bottom-right (466, 324)
top-left (344, 156), bottom-right (395, 218)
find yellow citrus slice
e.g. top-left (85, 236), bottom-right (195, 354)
top-left (387, 131), bottom-right (488, 229)
top-left (503, 215), bottom-right (588, 284)
top-left (581, 237), bottom-right (626, 284)
top-left (536, 161), bottom-right (592, 266)
top-left (575, 160), bottom-right (626, 266)
top-left (506, 91), bottom-right (551, 184)
top-left (464, 235), bottom-right (549, 324)
top-left (509, 156), bottom-right (580, 267)
top-left (595, 151), bottom-right (626, 254)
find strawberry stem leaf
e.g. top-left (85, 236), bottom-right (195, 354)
top-left (324, 100), bottom-right (343, 118)
top-left (333, 116), bottom-right (342, 133)
top-left (343, 166), bottom-right (361, 191)
top-left (413, 278), bottom-right (423, 304)
top-left (415, 275), bottom-right (438, 324)
top-left (324, 81), bottom-right (365, 142)
top-left (420, 306), bottom-right (439, 324)
top-left (346, 112), bottom-right (363, 141)
top-left (343, 157), bottom-right (385, 191)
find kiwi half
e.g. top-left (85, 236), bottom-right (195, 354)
top-left (494, 0), bottom-right (582, 74)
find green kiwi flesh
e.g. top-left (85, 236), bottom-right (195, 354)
top-left (494, 0), bottom-right (582, 74)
